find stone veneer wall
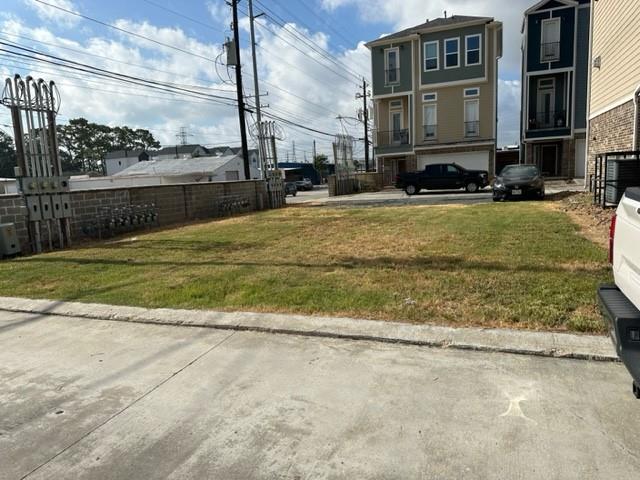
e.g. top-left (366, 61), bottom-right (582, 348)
top-left (0, 180), bottom-right (269, 254)
top-left (587, 100), bottom-right (635, 179)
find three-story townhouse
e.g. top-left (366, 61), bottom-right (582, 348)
top-left (520, 0), bottom-right (591, 178)
top-left (366, 16), bottom-right (502, 186)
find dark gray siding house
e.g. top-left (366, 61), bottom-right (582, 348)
top-left (520, 0), bottom-right (591, 178)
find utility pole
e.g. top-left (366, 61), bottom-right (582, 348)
top-left (356, 78), bottom-right (371, 172)
top-left (313, 139), bottom-right (316, 160)
top-left (248, 0), bottom-right (267, 178)
top-left (231, 0), bottom-right (251, 180)
top-left (292, 140), bottom-right (296, 162)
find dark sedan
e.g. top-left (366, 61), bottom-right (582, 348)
top-left (492, 164), bottom-right (545, 201)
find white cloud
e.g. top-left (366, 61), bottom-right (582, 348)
top-left (23, 0), bottom-right (80, 28)
top-left (206, 0), bottom-right (232, 30)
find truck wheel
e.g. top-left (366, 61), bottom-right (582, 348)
top-left (405, 185), bottom-right (419, 196)
top-left (465, 181), bottom-right (479, 193)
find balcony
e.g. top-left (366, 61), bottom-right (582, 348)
top-left (464, 121), bottom-right (480, 138)
top-left (528, 110), bottom-right (566, 130)
top-left (540, 42), bottom-right (560, 62)
top-left (374, 129), bottom-right (411, 155)
top-left (385, 68), bottom-right (400, 86)
top-left (423, 124), bottom-right (437, 140)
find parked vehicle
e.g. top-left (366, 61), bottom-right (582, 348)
top-left (295, 178), bottom-right (313, 191)
top-left (395, 163), bottom-right (489, 195)
top-left (492, 164), bottom-right (545, 201)
top-left (598, 187), bottom-right (640, 398)
top-left (284, 182), bottom-right (297, 197)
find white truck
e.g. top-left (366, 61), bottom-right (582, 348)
top-left (598, 187), bottom-right (640, 398)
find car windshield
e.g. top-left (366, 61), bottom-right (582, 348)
top-left (501, 165), bottom-right (539, 177)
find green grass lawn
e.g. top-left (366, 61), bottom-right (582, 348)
top-left (0, 202), bottom-right (611, 333)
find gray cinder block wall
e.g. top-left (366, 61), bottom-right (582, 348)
top-left (0, 180), bottom-right (269, 254)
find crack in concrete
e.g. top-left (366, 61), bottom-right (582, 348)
top-left (19, 330), bottom-right (237, 480)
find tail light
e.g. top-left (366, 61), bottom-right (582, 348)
top-left (609, 213), bottom-right (617, 264)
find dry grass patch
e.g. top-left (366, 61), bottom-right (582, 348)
top-left (0, 201), bottom-right (611, 333)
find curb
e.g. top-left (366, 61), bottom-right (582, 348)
top-left (0, 296), bottom-right (618, 362)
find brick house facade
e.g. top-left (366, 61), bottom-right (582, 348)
top-left (587, 101), bottom-right (636, 179)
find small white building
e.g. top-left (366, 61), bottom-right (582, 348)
top-left (105, 149), bottom-right (150, 176)
top-left (114, 152), bottom-right (253, 182)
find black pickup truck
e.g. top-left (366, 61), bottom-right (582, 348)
top-left (395, 163), bottom-right (489, 195)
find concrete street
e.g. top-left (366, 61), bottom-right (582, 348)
top-left (2, 309), bottom-right (639, 479)
top-left (286, 181), bottom-right (585, 207)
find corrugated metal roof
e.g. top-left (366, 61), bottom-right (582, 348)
top-left (114, 154), bottom-right (238, 177)
top-left (367, 15), bottom-right (493, 45)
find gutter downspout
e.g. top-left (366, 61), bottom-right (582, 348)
top-left (633, 84), bottom-right (640, 151)
top-left (584, 0), bottom-right (595, 188)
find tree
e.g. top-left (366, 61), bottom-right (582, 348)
top-left (0, 131), bottom-right (17, 178)
top-left (57, 118), bottom-right (161, 174)
top-left (313, 153), bottom-right (329, 176)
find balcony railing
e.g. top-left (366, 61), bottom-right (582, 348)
top-left (423, 124), bottom-right (436, 140)
top-left (540, 42), bottom-right (560, 62)
top-left (464, 121), bottom-right (480, 138)
top-left (385, 68), bottom-right (400, 85)
top-left (528, 110), bottom-right (567, 130)
top-left (376, 129), bottom-right (409, 147)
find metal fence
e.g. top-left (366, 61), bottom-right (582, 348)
top-left (591, 151), bottom-right (640, 207)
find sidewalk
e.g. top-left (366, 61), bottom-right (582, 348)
top-left (0, 296), bottom-right (615, 361)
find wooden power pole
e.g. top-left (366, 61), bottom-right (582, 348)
top-left (231, 0), bottom-right (251, 180)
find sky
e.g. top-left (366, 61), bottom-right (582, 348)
top-left (0, 0), bottom-right (533, 161)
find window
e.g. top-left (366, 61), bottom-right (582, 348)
top-left (422, 92), bottom-right (437, 102)
top-left (389, 99), bottom-right (402, 108)
top-left (465, 34), bottom-right (482, 66)
top-left (423, 41), bottom-right (439, 71)
top-left (425, 164), bottom-right (441, 175)
top-left (536, 77), bottom-right (558, 128)
top-left (445, 165), bottom-right (460, 176)
top-left (464, 99), bottom-right (480, 137)
top-left (423, 104), bottom-right (437, 139)
top-left (540, 18), bottom-right (560, 62)
top-left (385, 47), bottom-right (400, 85)
top-left (464, 87), bottom-right (480, 98)
top-left (444, 38), bottom-right (459, 69)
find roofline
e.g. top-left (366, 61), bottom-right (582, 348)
top-left (524, 0), bottom-right (577, 16)
top-left (366, 17), bottom-right (494, 48)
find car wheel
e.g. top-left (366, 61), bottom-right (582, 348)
top-left (465, 181), bottom-right (479, 193)
top-left (293, 192), bottom-right (297, 196)
top-left (404, 185), bottom-right (419, 196)
top-left (538, 189), bottom-right (545, 200)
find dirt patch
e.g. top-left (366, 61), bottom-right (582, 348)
top-left (548, 192), bottom-right (614, 248)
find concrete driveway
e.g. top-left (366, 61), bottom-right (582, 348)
top-left (2, 310), bottom-right (639, 480)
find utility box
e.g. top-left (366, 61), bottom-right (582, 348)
top-left (0, 223), bottom-right (21, 257)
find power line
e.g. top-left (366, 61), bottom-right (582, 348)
top-left (0, 41), bottom-right (239, 105)
top-left (0, 32), bottom-right (236, 93)
top-left (32, 0), bottom-right (225, 65)
top-left (253, 0), bottom-right (367, 82)
top-left (250, 11), bottom-right (360, 86)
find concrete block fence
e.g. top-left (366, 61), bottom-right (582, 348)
top-left (0, 180), bottom-right (269, 254)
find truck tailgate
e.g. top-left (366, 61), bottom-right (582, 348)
top-left (615, 188), bottom-right (640, 310)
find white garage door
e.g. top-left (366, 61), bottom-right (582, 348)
top-left (417, 151), bottom-right (490, 172)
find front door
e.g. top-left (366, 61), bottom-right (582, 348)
top-left (540, 145), bottom-right (558, 176)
